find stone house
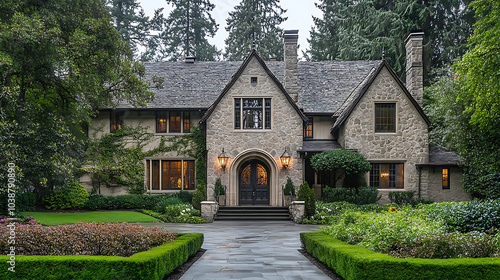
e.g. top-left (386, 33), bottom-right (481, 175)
top-left (82, 30), bottom-right (471, 205)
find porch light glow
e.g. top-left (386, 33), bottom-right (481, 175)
top-left (218, 148), bottom-right (229, 172)
top-left (280, 149), bottom-right (291, 169)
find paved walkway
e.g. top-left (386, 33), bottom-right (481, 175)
top-left (141, 221), bottom-right (331, 280)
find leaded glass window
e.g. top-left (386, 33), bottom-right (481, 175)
top-left (375, 103), bottom-right (396, 132)
top-left (370, 163), bottom-right (404, 189)
top-left (235, 98), bottom-right (271, 130)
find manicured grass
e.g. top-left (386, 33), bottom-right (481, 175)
top-left (22, 211), bottom-right (159, 225)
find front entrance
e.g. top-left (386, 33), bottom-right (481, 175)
top-left (239, 159), bottom-right (270, 205)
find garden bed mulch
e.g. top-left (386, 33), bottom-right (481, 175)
top-left (299, 248), bottom-right (344, 280)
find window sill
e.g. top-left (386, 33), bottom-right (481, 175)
top-left (232, 129), bottom-right (274, 133)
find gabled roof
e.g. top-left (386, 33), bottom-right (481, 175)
top-left (199, 49), bottom-right (308, 124)
top-left (331, 60), bottom-right (431, 132)
top-left (122, 58), bottom-right (380, 113)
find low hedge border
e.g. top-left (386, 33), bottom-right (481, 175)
top-left (301, 231), bottom-right (500, 280)
top-left (0, 232), bottom-right (203, 280)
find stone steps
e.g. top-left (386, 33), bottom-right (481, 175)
top-left (215, 206), bottom-right (291, 221)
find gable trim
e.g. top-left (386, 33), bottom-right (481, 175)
top-left (199, 49), bottom-right (308, 125)
top-left (331, 60), bottom-right (430, 133)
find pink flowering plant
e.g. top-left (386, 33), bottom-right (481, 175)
top-left (0, 222), bottom-right (176, 257)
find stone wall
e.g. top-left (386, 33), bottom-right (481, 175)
top-left (340, 66), bottom-right (429, 198)
top-left (424, 166), bottom-right (471, 202)
top-left (206, 56), bottom-right (304, 206)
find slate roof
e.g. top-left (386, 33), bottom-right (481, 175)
top-left (298, 140), bottom-right (343, 153)
top-left (425, 146), bottom-right (462, 166)
top-left (121, 59), bottom-right (382, 113)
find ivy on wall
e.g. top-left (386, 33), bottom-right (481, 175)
top-left (82, 125), bottom-right (206, 194)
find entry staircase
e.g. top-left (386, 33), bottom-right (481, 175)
top-left (215, 206), bottom-right (291, 221)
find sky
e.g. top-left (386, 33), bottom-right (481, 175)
top-left (140, 0), bottom-right (322, 59)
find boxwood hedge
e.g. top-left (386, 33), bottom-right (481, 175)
top-left (301, 232), bottom-right (500, 280)
top-left (0, 233), bottom-right (203, 280)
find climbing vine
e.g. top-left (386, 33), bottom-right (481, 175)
top-left (83, 125), bottom-right (206, 194)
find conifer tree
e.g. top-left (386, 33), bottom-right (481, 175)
top-left (107, 0), bottom-right (164, 59)
top-left (152, 0), bottom-right (220, 61)
top-left (224, 0), bottom-right (287, 61)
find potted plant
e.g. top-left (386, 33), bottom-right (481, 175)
top-left (283, 177), bottom-right (296, 206)
top-left (214, 178), bottom-right (226, 206)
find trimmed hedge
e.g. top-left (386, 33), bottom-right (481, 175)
top-left (0, 232), bottom-right (203, 280)
top-left (301, 232), bottom-right (500, 280)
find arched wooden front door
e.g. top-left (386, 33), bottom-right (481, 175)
top-left (239, 160), bottom-right (270, 205)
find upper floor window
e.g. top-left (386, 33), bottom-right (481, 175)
top-left (370, 163), bottom-right (404, 189)
top-left (375, 103), bottom-right (396, 132)
top-left (156, 112), bottom-right (190, 133)
top-left (110, 112), bottom-right (123, 133)
top-left (234, 98), bottom-right (271, 130)
top-left (442, 168), bottom-right (450, 189)
top-left (304, 118), bottom-right (313, 138)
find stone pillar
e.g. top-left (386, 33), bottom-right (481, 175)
top-left (284, 30), bottom-right (299, 103)
top-left (289, 200), bottom-right (305, 223)
top-left (201, 201), bottom-right (218, 223)
top-left (405, 32), bottom-right (424, 108)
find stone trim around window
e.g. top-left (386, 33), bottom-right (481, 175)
top-left (374, 103), bottom-right (397, 133)
top-left (370, 162), bottom-right (404, 189)
top-left (234, 97), bottom-right (272, 131)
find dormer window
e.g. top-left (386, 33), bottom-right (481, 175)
top-left (234, 98), bottom-right (271, 130)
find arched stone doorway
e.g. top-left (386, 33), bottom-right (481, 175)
top-left (228, 149), bottom-right (279, 206)
top-left (239, 159), bottom-right (270, 205)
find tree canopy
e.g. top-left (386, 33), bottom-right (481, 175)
top-left (224, 0), bottom-right (287, 61)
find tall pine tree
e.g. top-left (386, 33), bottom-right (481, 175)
top-left (151, 0), bottom-right (219, 61)
top-left (107, 0), bottom-right (164, 59)
top-left (306, 0), bottom-right (475, 82)
top-left (225, 0), bottom-right (287, 61)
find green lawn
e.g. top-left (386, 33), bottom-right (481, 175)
top-left (22, 211), bottom-right (159, 226)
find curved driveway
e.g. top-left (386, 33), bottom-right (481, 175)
top-left (142, 221), bottom-right (332, 280)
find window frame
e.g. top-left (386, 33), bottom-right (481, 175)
top-left (442, 168), bottom-right (450, 189)
top-left (156, 113), bottom-right (167, 133)
top-left (110, 111), bottom-right (124, 133)
top-left (370, 163), bottom-right (404, 189)
top-left (145, 159), bottom-right (196, 191)
top-left (156, 111), bottom-right (191, 134)
top-left (375, 103), bottom-right (397, 133)
top-left (304, 117), bottom-right (313, 139)
top-left (234, 97), bottom-right (272, 131)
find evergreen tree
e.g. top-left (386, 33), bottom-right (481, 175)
top-left (107, 0), bottom-right (164, 59)
top-left (225, 0), bottom-right (287, 61)
top-left (152, 0), bottom-right (220, 61)
top-left (306, 0), bottom-right (475, 81)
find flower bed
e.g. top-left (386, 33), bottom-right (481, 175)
top-left (0, 232), bottom-right (203, 280)
top-left (0, 222), bottom-right (176, 257)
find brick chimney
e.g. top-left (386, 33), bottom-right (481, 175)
top-left (284, 30), bottom-right (299, 103)
top-left (405, 32), bottom-right (424, 108)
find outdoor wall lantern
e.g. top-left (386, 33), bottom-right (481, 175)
top-left (280, 149), bottom-right (291, 169)
top-left (218, 148), bottom-right (229, 172)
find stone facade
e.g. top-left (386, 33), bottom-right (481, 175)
top-left (339, 66), bottom-right (429, 204)
top-left (405, 32), bottom-right (424, 107)
top-left (205, 56), bottom-right (304, 206)
top-left (423, 166), bottom-right (471, 202)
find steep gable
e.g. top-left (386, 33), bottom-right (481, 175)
top-left (200, 49), bottom-right (307, 124)
top-left (331, 60), bottom-right (430, 133)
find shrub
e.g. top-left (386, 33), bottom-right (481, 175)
top-left (323, 186), bottom-right (380, 204)
top-left (388, 191), bottom-right (433, 206)
top-left (213, 178), bottom-right (225, 203)
top-left (0, 222), bottom-right (176, 257)
top-left (43, 180), bottom-right (89, 210)
top-left (176, 190), bottom-right (194, 204)
top-left (0, 233), bottom-right (203, 280)
top-left (301, 201), bottom-right (392, 224)
top-left (284, 177), bottom-right (296, 196)
top-left (153, 197), bottom-right (185, 213)
top-left (84, 193), bottom-right (171, 210)
top-left (140, 209), bottom-right (204, 224)
top-left (0, 191), bottom-right (37, 214)
top-left (297, 181), bottom-right (316, 217)
top-left (128, 181), bottom-right (146, 194)
top-left (191, 184), bottom-right (206, 210)
top-left (422, 199), bottom-right (500, 233)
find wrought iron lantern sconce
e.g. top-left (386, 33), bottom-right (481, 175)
top-left (280, 149), bottom-right (291, 169)
top-left (218, 148), bottom-right (229, 172)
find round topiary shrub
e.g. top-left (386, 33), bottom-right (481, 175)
top-left (43, 180), bottom-right (89, 210)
